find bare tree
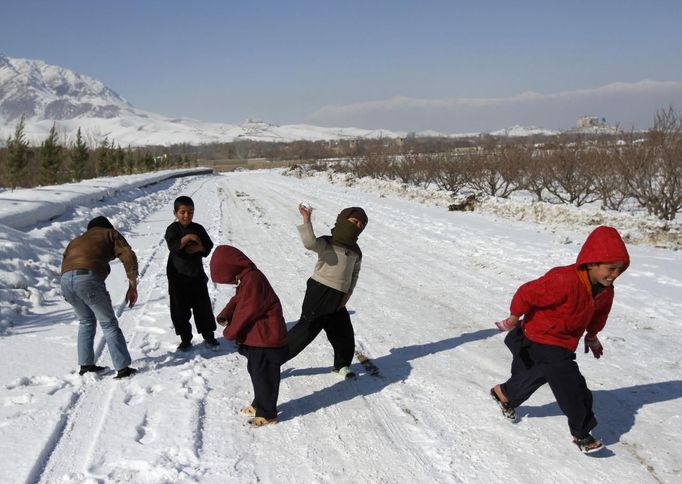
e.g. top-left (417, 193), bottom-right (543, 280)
top-left (587, 145), bottom-right (629, 211)
top-left (432, 153), bottom-right (468, 195)
top-left (465, 147), bottom-right (520, 198)
top-left (624, 107), bottom-right (682, 220)
top-left (517, 150), bottom-right (550, 201)
top-left (543, 142), bottom-right (598, 206)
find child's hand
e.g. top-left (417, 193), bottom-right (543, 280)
top-left (584, 335), bottom-right (603, 358)
top-left (216, 312), bottom-right (230, 327)
top-left (338, 292), bottom-right (351, 309)
top-left (185, 242), bottom-right (204, 254)
top-left (125, 284), bottom-right (138, 308)
top-left (299, 202), bottom-right (312, 222)
top-left (495, 315), bottom-right (519, 332)
top-left (216, 315), bottom-right (229, 327)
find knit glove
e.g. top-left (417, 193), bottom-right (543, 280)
top-left (584, 335), bottom-right (603, 359)
top-left (495, 317), bottom-right (518, 332)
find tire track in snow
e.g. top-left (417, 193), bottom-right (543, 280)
top-left (33, 228), bottom-right (172, 483)
top-left (209, 172), bottom-right (459, 481)
top-left (32, 177), bottom-right (220, 483)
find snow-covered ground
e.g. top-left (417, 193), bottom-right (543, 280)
top-left (0, 169), bottom-right (680, 483)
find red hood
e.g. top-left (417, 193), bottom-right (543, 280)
top-left (210, 245), bottom-right (256, 283)
top-left (576, 226), bottom-right (630, 272)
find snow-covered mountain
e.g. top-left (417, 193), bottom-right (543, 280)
top-left (0, 55), bottom-right (130, 122)
top-left (490, 125), bottom-right (559, 137)
top-left (0, 55), bottom-right (410, 146)
top-left (0, 55), bottom-right (562, 147)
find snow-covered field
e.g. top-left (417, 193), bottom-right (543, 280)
top-left (1, 169), bottom-right (680, 483)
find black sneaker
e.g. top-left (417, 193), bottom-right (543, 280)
top-left (490, 387), bottom-right (517, 422)
top-left (79, 364), bottom-right (107, 375)
top-left (204, 336), bottom-right (219, 348)
top-left (114, 367), bottom-right (138, 379)
top-left (177, 340), bottom-right (192, 352)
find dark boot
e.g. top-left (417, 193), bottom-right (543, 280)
top-left (114, 367), bottom-right (138, 379)
top-left (79, 364), bottom-right (107, 375)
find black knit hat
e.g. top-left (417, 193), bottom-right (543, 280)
top-left (87, 216), bottom-right (114, 230)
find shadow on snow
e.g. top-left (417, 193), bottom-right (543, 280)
top-left (521, 379), bottom-right (682, 446)
top-left (279, 327), bottom-right (498, 420)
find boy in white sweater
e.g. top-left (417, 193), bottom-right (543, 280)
top-left (286, 204), bottom-right (368, 378)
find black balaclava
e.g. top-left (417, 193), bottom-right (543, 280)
top-left (331, 207), bottom-right (368, 247)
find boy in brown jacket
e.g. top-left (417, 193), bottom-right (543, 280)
top-left (60, 216), bottom-right (138, 378)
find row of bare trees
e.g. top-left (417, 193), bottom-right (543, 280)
top-left (313, 108), bottom-right (681, 221)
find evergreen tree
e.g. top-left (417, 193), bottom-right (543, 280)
top-left (125, 146), bottom-right (135, 174)
top-left (5, 115), bottom-right (30, 189)
top-left (0, 142), bottom-right (6, 187)
top-left (143, 151), bottom-right (155, 171)
top-left (70, 127), bottom-right (89, 181)
top-left (96, 137), bottom-right (111, 176)
top-left (112, 143), bottom-right (125, 176)
top-left (39, 123), bottom-right (62, 185)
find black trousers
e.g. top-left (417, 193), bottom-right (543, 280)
top-left (501, 327), bottom-right (597, 438)
top-left (168, 275), bottom-right (216, 341)
top-left (287, 278), bottom-right (355, 370)
top-left (239, 345), bottom-right (288, 419)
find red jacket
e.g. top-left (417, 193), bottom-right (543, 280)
top-left (210, 245), bottom-right (287, 348)
top-left (511, 226), bottom-right (630, 352)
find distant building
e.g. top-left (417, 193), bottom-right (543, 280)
top-left (576, 116), bottom-right (607, 129)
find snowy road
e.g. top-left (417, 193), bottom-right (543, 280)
top-left (1, 171), bottom-right (681, 483)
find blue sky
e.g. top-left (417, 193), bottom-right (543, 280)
top-left (2, 1), bottom-right (682, 132)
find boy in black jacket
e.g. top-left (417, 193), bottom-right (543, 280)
top-left (165, 196), bottom-right (217, 351)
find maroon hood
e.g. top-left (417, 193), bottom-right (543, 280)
top-left (210, 245), bottom-right (256, 284)
top-left (576, 226), bottom-right (630, 272)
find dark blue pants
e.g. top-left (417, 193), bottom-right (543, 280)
top-left (239, 345), bottom-right (288, 419)
top-left (501, 328), bottom-right (597, 438)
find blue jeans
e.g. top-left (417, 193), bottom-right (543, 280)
top-left (61, 270), bottom-right (132, 371)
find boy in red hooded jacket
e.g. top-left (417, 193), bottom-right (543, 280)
top-left (210, 245), bottom-right (288, 427)
top-left (491, 226), bottom-right (630, 453)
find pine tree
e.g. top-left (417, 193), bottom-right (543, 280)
top-left (39, 123), bottom-right (62, 185)
top-left (5, 115), bottom-right (30, 189)
top-left (125, 146), bottom-right (135, 174)
top-left (70, 127), bottom-right (89, 181)
top-left (113, 143), bottom-right (125, 175)
top-left (143, 151), bottom-right (155, 172)
top-left (96, 138), bottom-right (111, 176)
top-left (0, 143), bottom-right (6, 187)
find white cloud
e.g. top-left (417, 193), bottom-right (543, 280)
top-left (307, 80), bottom-right (682, 133)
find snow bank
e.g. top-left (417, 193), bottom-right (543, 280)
top-left (0, 168), bottom-right (213, 230)
top-left (284, 167), bottom-right (682, 250)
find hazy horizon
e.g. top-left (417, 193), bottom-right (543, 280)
top-left (2, 1), bottom-right (682, 132)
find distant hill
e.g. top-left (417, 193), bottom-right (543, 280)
top-left (0, 54), bottom-right (562, 147)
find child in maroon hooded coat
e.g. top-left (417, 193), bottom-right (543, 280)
top-left (491, 226), bottom-right (630, 453)
top-left (210, 245), bottom-right (288, 427)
